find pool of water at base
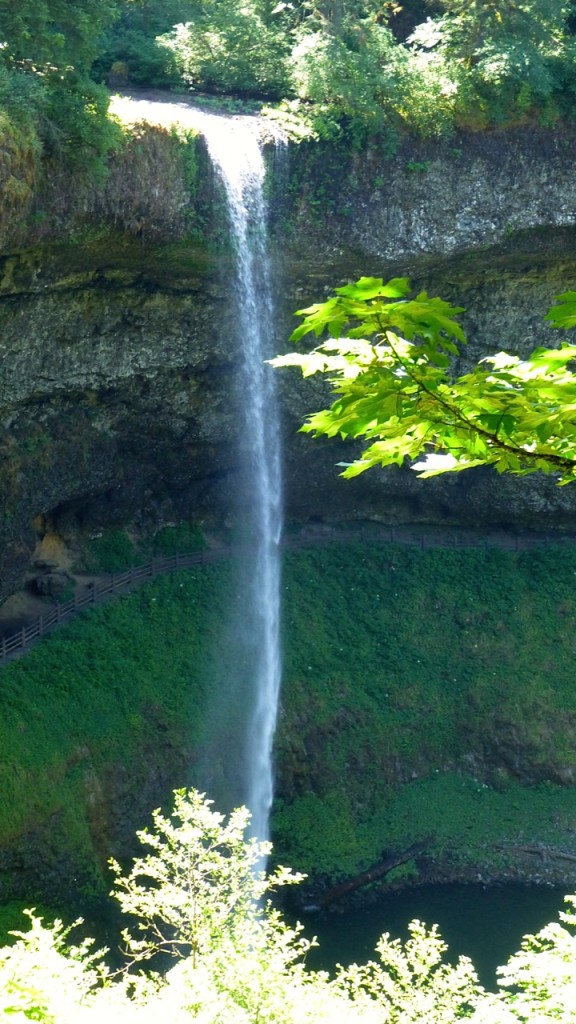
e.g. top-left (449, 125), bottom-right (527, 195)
top-left (299, 883), bottom-right (568, 990)
top-left (1, 883), bottom-right (568, 993)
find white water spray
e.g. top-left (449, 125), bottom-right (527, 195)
top-left (199, 114), bottom-right (283, 843)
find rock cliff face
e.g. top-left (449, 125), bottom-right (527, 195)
top-left (284, 127), bottom-right (576, 268)
top-left (0, 241), bottom-right (236, 599)
top-left (2, 108), bottom-right (576, 604)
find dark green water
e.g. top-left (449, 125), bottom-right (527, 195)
top-left (302, 884), bottom-right (567, 989)
top-left (1, 883), bottom-right (567, 992)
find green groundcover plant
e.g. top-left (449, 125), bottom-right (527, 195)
top-left (1, 788), bottom-right (576, 1022)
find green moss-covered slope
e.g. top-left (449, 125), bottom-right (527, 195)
top-left (1, 538), bottom-right (576, 900)
top-left (274, 541), bottom-right (576, 882)
top-left (0, 563), bottom-right (234, 899)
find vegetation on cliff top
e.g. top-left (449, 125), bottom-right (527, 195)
top-left (1, 0), bottom-right (576, 216)
top-left (98, 0), bottom-right (576, 145)
top-left (0, 0), bottom-right (123, 183)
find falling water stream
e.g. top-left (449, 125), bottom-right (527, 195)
top-left (110, 96), bottom-right (285, 842)
top-left (198, 113), bottom-right (283, 843)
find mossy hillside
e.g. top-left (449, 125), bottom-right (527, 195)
top-left (0, 563), bottom-right (238, 897)
top-left (373, 773), bottom-right (576, 879)
top-left (275, 770), bottom-right (576, 888)
top-left (279, 542), bottom-right (576, 783)
top-left (0, 540), bottom-right (575, 897)
top-left (273, 541), bottom-right (576, 877)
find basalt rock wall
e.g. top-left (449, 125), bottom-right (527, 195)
top-left (2, 112), bottom-right (576, 602)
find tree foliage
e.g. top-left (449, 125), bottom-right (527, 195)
top-left (497, 895), bottom-right (576, 1022)
top-left (272, 277), bottom-right (576, 484)
top-left (109, 0), bottom-right (576, 139)
top-left (2, 0), bottom-right (576, 173)
top-left (0, 0), bottom-right (121, 71)
top-left (409, 0), bottom-right (575, 127)
top-left (334, 920), bottom-right (481, 1023)
top-left (1, 788), bottom-right (576, 1021)
top-left (94, 0), bottom-right (202, 87)
top-left (0, 0), bottom-right (124, 183)
top-left (109, 787), bottom-right (303, 967)
top-left (158, 0), bottom-right (292, 98)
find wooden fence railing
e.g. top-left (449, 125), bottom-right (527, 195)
top-left (0, 549), bottom-right (226, 665)
top-left (1, 524), bottom-right (574, 665)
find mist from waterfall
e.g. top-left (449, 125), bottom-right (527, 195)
top-left (198, 113), bottom-right (283, 843)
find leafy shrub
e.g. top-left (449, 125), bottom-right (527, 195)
top-left (2, 789), bottom-right (576, 1022)
top-left (0, 63), bottom-right (123, 202)
top-left (81, 528), bottom-right (138, 573)
top-left (109, 788), bottom-right (303, 965)
top-left (151, 522), bottom-right (207, 556)
top-left (290, 24), bottom-right (400, 143)
top-left (95, 28), bottom-right (181, 88)
top-left (93, 0), bottom-right (195, 87)
top-left (384, 47), bottom-right (459, 137)
top-left (498, 896), bottom-right (576, 1021)
top-left (159, 1), bottom-right (291, 98)
top-left (39, 73), bottom-right (123, 178)
top-left (408, 2), bottom-right (573, 130)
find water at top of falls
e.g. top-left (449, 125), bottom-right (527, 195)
top-left (196, 112), bottom-right (284, 846)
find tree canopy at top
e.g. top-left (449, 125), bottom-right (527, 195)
top-left (0, 0), bottom-right (121, 70)
top-left (94, 0), bottom-right (576, 141)
top-left (1, 0), bottom-right (576, 180)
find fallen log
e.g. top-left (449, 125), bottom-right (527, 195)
top-left (309, 836), bottom-right (434, 912)
top-left (495, 842), bottom-right (576, 863)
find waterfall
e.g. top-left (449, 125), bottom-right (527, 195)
top-left (198, 114), bottom-right (283, 843)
